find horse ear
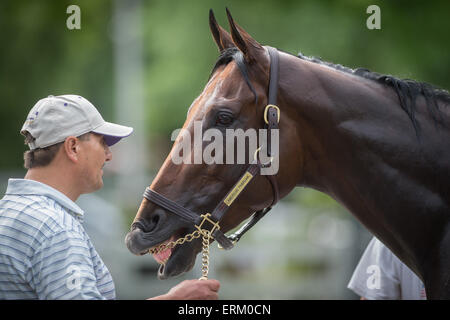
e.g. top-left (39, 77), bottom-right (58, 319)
top-left (226, 8), bottom-right (264, 63)
top-left (209, 9), bottom-right (234, 53)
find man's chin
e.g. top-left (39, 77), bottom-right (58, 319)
top-left (87, 179), bottom-right (104, 193)
top-left (96, 179), bottom-right (104, 190)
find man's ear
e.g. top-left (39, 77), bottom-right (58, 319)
top-left (63, 136), bottom-right (80, 163)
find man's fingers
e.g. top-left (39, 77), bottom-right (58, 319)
top-left (203, 279), bottom-right (220, 291)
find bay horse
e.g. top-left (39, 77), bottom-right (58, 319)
top-left (125, 9), bottom-right (450, 299)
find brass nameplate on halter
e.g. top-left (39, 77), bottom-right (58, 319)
top-left (224, 172), bottom-right (254, 206)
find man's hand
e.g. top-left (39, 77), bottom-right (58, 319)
top-left (148, 279), bottom-right (220, 300)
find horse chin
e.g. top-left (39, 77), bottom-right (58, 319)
top-left (156, 242), bottom-right (199, 279)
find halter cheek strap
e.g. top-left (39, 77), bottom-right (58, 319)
top-left (225, 47), bottom-right (280, 245)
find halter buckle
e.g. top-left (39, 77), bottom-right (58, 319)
top-left (264, 104), bottom-right (280, 124)
top-left (253, 146), bottom-right (274, 165)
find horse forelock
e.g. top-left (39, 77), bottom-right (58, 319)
top-left (209, 47), bottom-right (258, 104)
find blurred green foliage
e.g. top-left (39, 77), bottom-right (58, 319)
top-left (0, 0), bottom-right (449, 171)
top-left (0, 0), bottom-right (114, 169)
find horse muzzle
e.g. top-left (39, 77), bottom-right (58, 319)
top-left (125, 220), bottom-right (200, 278)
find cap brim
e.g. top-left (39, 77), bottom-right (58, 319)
top-left (92, 122), bottom-right (134, 147)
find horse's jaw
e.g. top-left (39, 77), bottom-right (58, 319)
top-left (125, 222), bottom-right (201, 279)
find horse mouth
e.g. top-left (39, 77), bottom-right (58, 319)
top-left (134, 231), bottom-right (198, 279)
top-left (148, 236), bottom-right (175, 265)
top-left (134, 236), bottom-right (177, 278)
top-left (125, 224), bottom-right (200, 279)
top-left (148, 240), bottom-right (197, 279)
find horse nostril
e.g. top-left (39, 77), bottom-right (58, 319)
top-left (136, 211), bottom-right (164, 233)
top-left (151, 214), bottom-right (159, 227)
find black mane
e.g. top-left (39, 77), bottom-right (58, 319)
top-left (295, 51), bottom-right (450, 135)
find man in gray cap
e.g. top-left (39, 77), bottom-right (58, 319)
top-left (0, 95), bottom-right (220, 300)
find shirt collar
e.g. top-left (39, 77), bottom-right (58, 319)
top-left (5, 178), bottom-right (84, 218)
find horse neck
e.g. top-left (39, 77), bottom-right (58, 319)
top-left (278, 51), bottom-right (399, 190)
top-left (277, 51), bottom-right (450, 278)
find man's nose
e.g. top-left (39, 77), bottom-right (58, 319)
top-left (105, 147), bottom-right (112, 162)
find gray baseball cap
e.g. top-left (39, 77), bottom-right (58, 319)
top-left (21, 94), bottom-right (134, 150)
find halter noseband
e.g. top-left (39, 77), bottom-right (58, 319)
top-left (142, 46), bottom-right (281, 251)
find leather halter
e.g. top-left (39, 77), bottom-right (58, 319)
top-left (143, 46), bottom-right (280, 250)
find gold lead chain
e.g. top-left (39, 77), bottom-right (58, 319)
top-left (199, 230), bottom-right (211, 280)
top-left (148, 229), bottom-right (202, 255)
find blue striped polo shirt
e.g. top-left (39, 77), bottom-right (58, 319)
top-left (0, 179), bottom-right (116, 299)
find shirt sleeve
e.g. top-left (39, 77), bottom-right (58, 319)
top-left (347, 237), bottom-right (401, 300)
top-left (30, 230), bottom-right (107, 300)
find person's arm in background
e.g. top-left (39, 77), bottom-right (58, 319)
top-left (347, 237), bottom-right (401, 300)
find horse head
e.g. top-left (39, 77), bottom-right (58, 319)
top-left (125, 9), bottom-right (302, 279)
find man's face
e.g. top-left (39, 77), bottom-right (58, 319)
top-left (78, 133), bottom-right (112, 193)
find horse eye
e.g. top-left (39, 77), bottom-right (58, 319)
top-left (216, 113), bottom-right (234, 126)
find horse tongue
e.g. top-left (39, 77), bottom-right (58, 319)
top-left (153, 247), bottom-right (172, 265)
